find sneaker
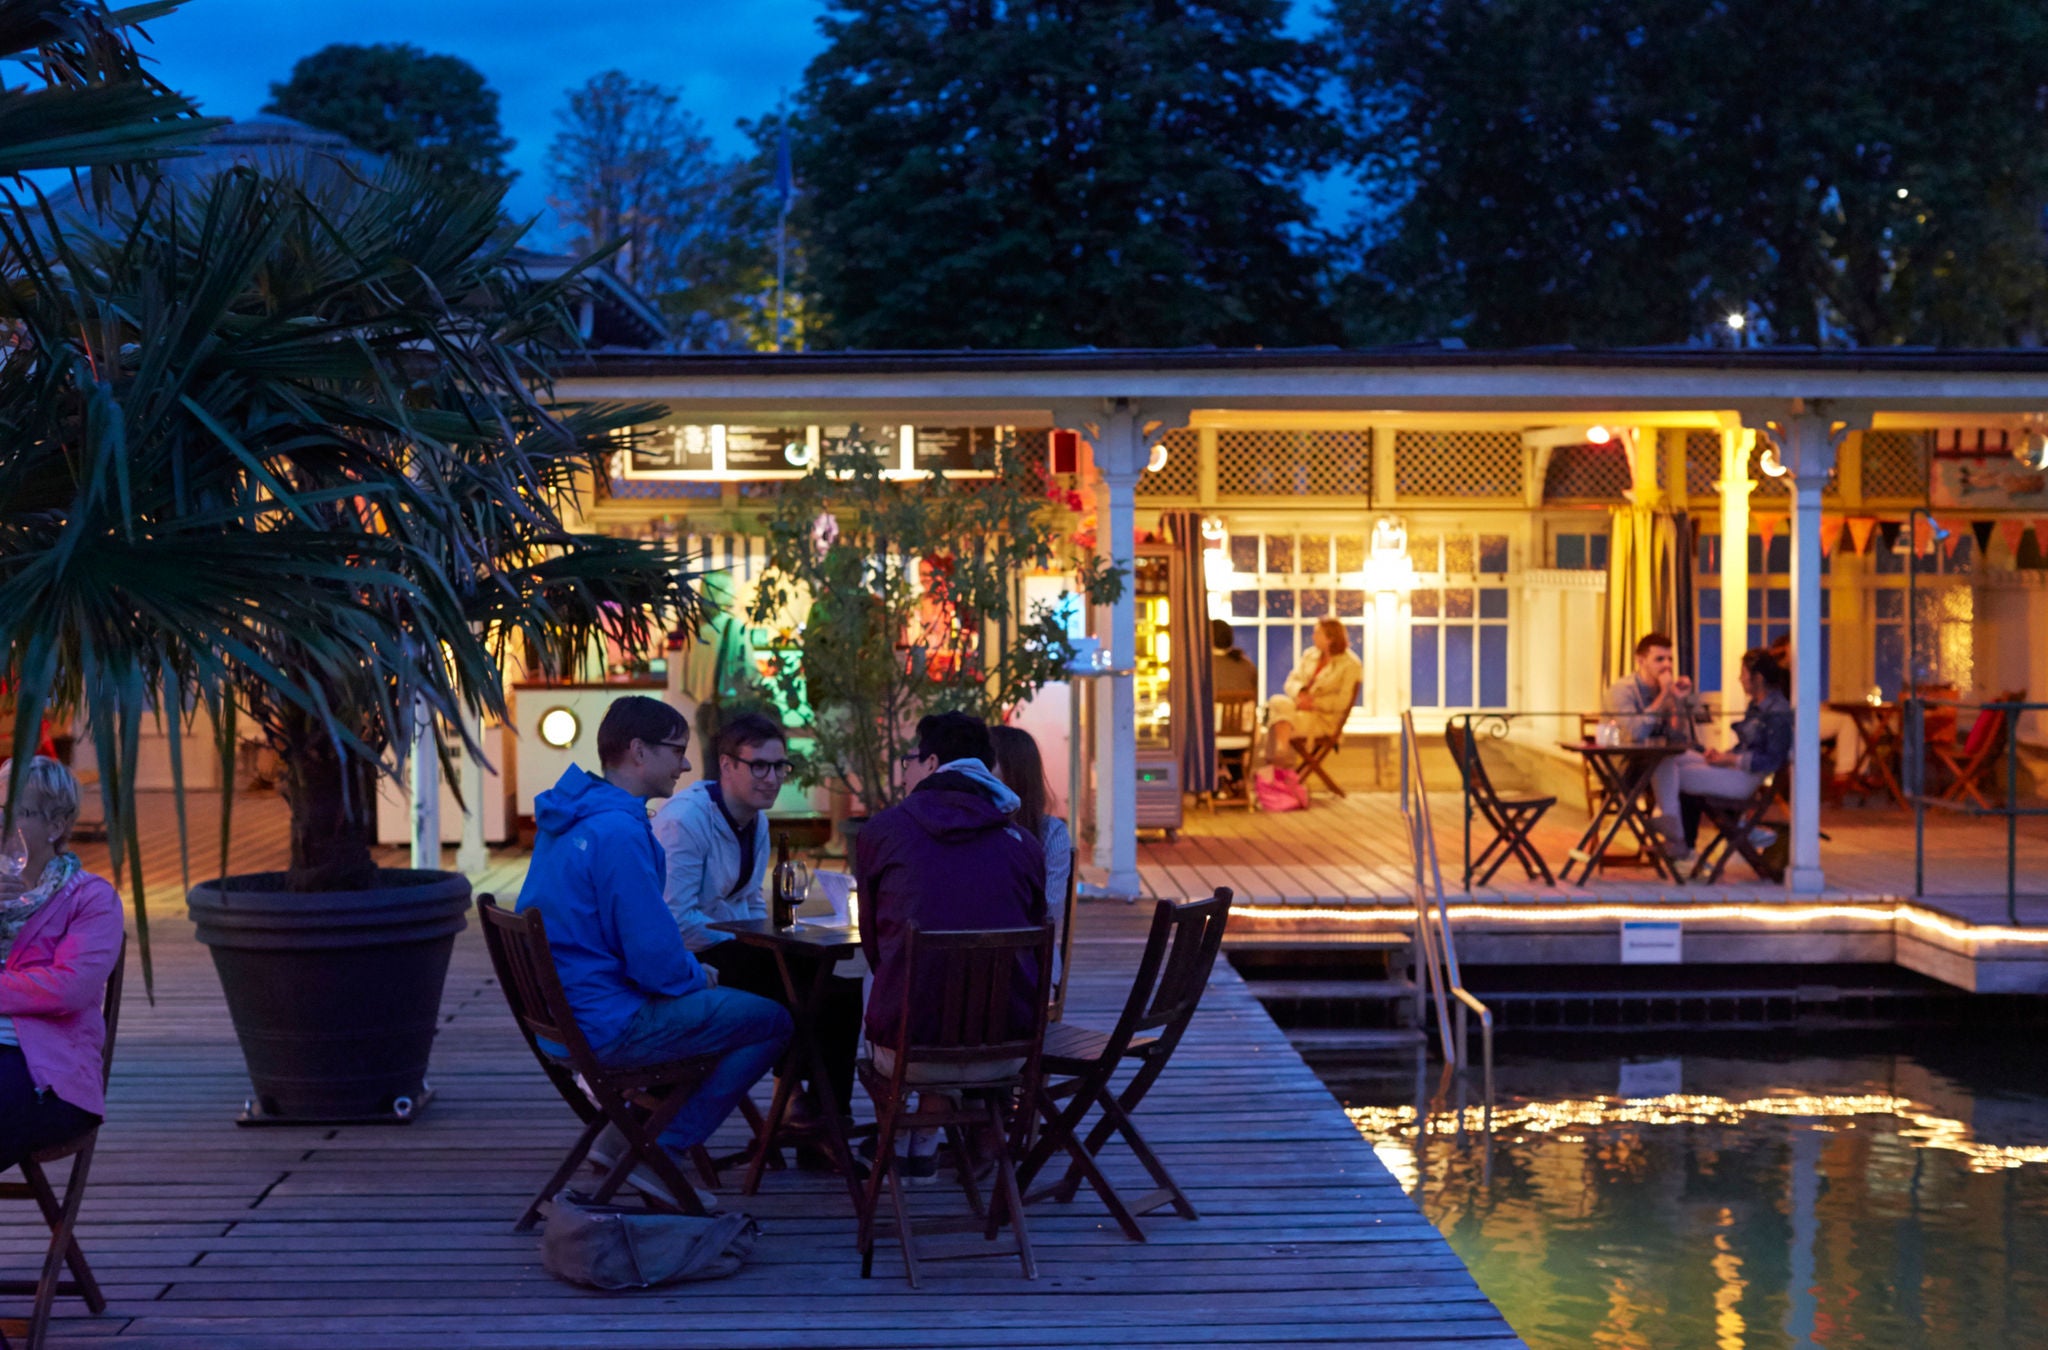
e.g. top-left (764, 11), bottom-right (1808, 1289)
top-left (857, 1134), bottom-right (939, 1184)
top-left (588, 1123), bottom-right (718, 1213)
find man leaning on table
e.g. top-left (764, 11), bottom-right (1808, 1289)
top-left (854, 711), bottom-right (1046, 1180)
top-left (517, 696), bottom-right (791, 1208)
top-left (653, 709), bottom-right (862, 1162)
top-left (1603, 632), bottom-right (1707, 860)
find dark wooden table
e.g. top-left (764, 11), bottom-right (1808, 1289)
top-left (708, 917), bottom-right (866, 1209)
top-left (1828, 701), bottom-right (1905, 807)
top-left (1558, 743), bottom-right (1687, 884)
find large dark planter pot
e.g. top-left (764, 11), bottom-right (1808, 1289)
top-left (186, 869), bottom-right (470, 1123)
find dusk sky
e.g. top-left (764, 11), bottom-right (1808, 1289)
top-left (141, 0), bottom-right (833, 240)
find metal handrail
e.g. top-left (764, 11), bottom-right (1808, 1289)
top-left (1905, 694), bottom-right (2045, 924)
top-left (1399, 711), bottom-right (1493, 1095)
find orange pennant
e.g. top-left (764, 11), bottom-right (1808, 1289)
top-left (1846, 517), bottom-right (1878, 556)
top-left (1942, 522), bottom-right (1963, 558)
top-left (1755, 514), bottom-right (1779, 554)
top-left (1819, 514), bottom-right (1843, 558)
top-left (1914, 517), bottom-right (1934, 555)
top-left (1999, 518), bottom-right (2029, 562)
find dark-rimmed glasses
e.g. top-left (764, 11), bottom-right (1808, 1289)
top-left (729, 755), bottom-right (795, 781)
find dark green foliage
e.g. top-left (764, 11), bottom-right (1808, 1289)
top-left (265, 42), bottom-right (514, 188)
top-left (1327, 0), bottom-right (2048, 348)
top-left (795, 0), bottom-right (1338, 349)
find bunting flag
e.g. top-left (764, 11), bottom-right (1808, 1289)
top-left (1820, 514), bottom-right (1843, 558)
top-left (1847, 516), bottom-right (1878, 556)
top-left (1998, 517), bottom-right (2029, 561)
top-left (1942, 523), bottom-right (1964, 558)
top-left (1878, 519), bottom-right (1903, 553)
top-left (1755, 513), bottom-right (1779, 554)
top-left (1914, 516), bottom-right (1935, 555)
top-left (1971, 520), bottom-right (1996, 556)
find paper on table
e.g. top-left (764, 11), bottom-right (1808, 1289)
top-left (809, 869), bottom-right (856, 926)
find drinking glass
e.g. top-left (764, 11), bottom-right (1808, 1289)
top-left (0, 827), bottom-right (28, 883)
top-left (775, 859), bottom-right (811, 924)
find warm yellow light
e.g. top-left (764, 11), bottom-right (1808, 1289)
top-left (537, 707), bottom-right (580, 749)
top-left (1759, 444), bottom-right (1788, 477)
top-left (1726, 313), bottom-right (1746, 331)
top-left (1585, 425), bottom-right (1612, 445)
top-left (1147, 442), bottom-right (1170, 473)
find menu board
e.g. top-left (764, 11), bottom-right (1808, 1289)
top-left (914, 426), bottom-right (979, 472)
top-left (724, 425), bottom-right (808, 473)
top-left (628, 423), bottom-right (715, 475)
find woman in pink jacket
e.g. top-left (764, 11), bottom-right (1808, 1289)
top-left (0, 757), bottom-right (123, 1165)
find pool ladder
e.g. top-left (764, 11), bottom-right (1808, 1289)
top-left (1398, 711), bottom-right (1494, 1096)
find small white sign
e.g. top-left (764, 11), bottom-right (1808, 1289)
top-left (1618, 1058), bottom-right (1684, 1099)
top-left (1620, 921), bottom-right (1683, 964)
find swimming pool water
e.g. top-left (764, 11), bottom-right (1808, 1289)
top-left (1324, 1036), bottom-right (2048, 1349)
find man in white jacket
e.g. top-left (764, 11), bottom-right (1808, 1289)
top-left (651, 711), bottom-right (861, 1156)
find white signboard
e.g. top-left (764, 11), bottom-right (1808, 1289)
top-left (1618, 1058), bottom-right (1684, 1099)
top-left (1620, 921), bottom-right (1683, 964)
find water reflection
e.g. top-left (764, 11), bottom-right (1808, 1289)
top-left (1325, 1040), bottom-right (2048, 1350)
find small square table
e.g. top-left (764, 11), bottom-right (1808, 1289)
top-left (1558, 742), bottom-right (1688, 884)
top-left (1827, 701), bottom-right (1905, 807)
top-left (708, 917), bottom-right (866, 1209)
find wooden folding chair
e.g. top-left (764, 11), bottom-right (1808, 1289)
top-left (1445, 724), bottom-right (1556, 886)
top-left (855, 922), bottom-right (1054, 1288)
top-left (1689, 769), bottom-right (1789, 884)
top-left (1049, 848), bottom-right (1080, 1024)
top-left (1290, 734), bottom-right (1346, 798)
top-left (477, 896), bottom-right (750, 1232)
top-left (0, 935), bottom-right (123, 1350)
top-left (1210, 691), bottom-right (1256, 811)
top-left (1017, 890), bottom-right (1232, 1241)
top-left (1936, 690), bottom-right (2024, 810)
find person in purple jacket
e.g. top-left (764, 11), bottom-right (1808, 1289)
top-left (854, 711), bottom-right (1046, 1177)
top-left (0, 757), bottom-right (125, 1169)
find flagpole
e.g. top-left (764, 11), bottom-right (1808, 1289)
top-left (774, 98), bottom-right (792, 353)
top-left (775, 209), bottom-right (787, 353)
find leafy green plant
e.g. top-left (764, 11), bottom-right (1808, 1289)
top-left (748, 435), bottom-right (1121, 810)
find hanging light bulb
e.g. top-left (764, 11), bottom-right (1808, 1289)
top-left (2015, 429), bottom-right (2048, 472)
top-left (1759, 443), bottom-right (1788, 478)
top-left (1585, 425), bottom-right (1612, 445)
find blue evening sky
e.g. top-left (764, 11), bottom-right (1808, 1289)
top-left (141, 0), bottom-right (1343, 245)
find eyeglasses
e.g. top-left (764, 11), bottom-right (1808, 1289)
top-left (653, 740), bottom-right (690, 755)
top-left (730, 756), bottom-right (795, 781)
top-left (897, 751), bottom-right (935, 767)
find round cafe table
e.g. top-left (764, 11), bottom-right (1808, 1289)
top-left (1557, 742), bottom-right (1688, 884)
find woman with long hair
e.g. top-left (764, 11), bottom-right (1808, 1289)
top-left (988, 725), bottom-right (1073, 971)
top-left (1674, 648), bottom-right (1793, 855)
top-left (1282, 617), bottom-right (1365, 745)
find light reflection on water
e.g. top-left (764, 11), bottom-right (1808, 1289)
top-left (1325, 1043), bottom-right (2048, 1350)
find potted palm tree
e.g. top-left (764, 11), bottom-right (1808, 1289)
top-left (0, 16), bottom-right (692, 1120)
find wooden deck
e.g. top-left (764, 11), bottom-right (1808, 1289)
top-left (7, 792), bottom-right (1519, 1348)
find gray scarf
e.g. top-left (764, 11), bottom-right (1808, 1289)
top-left (0, 852), bottom-right (81, 965)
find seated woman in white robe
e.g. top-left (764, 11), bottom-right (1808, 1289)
top-left (1282, 618), bottom-right (1364, 745)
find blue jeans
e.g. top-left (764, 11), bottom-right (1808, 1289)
top-left (599, 988), bottom-right (792, 1151)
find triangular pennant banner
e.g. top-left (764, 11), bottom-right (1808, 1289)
top-left (1878, 520), bottom-right (1902, 553)
top-left (1847, 517), bottom-right (1878, 556)
top-left (1914, 517), bottom-right (1934, 555)
top-left (1999, 517), bottom-right (2029, 561)
top-left (1942, 522), bottom-right (1964, 558)
top-left (1820, 514), bottom-right (1844, 558)
top-left (1755, 513), bottom-right (1779, 553)
top-left (1972, 520), bottom-right (1996, 555)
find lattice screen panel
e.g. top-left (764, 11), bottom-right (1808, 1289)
top-left (1684, 431), bottom-right (1719, 497)
top-left (1861, 431), bottom-right (1930, 501)
top-left (1135, 427), bottom-right (1199, 498)
top-left (1216, 429), bottom-right (1371, 498)
top-left (1543, 443), bottom-right (1633, 501)
top-left (1393, 430), bottom-right (1522, 499)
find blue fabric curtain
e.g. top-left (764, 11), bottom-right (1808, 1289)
top-left (1160, 510), bottom-right (1216, 793)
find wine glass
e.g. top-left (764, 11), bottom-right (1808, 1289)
top-left (0, 827), bottom-right (29, 884)
top-left (776, 858), bottom-right (811, 925)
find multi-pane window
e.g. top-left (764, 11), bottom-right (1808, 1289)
top-left (1406, 532), bottom-right (1511, 709)
top-left (1220, 531), bottom-right (1370, 701)
top-left (1872, 535), bottom-right (1976, 697)
top-left (1693, 532), bottom-right (1830, 695)
top-left (1552, 530), bottom-right (1609, 571)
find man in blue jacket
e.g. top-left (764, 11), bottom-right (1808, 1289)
top-left (517, 696), bottom-right (790, 1193)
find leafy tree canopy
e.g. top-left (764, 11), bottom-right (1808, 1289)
top-left (265, 42), bottom-right (514, 187)
top-left (1327, 0), bottom-right (2048, 348)
top-left (795, 0), bottom-right (1339, 349)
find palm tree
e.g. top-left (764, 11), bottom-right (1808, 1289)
top-left (0, 25), bottom-right (693, 987)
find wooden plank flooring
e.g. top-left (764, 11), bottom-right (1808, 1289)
top-left (13, 792), bottom-right (1519, 1348)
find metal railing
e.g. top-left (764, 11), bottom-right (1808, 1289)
top-left (1398, 710), bottom-right (1493, 1091)
top-left (1905, 695), bottom-right (2046, 924)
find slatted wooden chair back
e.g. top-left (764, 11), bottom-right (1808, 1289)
top-left (1215, 691), bottom-right (1256, 738)
top-left (891, 923), bottom-right (1055, 1072)
top-left (477, 896), bottom-right (599, 1089)
top-left (1444, 723), bottom-right (1502, 806)
top-left (1940, 690), bottom-right (2025, 806)
top-left (1109, 891), bottom-right (1233, 1052)
top-left (1050, 849), bottom-right (1080, 1023)
top-left (96, 934), bottom-right (124, 1092)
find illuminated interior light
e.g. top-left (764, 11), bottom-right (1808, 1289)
top-left (537, 707), bottom-right (580, 749)
top-left (1759, 444), bottom-right (1788, 477)
top-left (1584, 425), bottom-right (1612, 445)
top-left (1147, 442), bottom-right (1170, 473)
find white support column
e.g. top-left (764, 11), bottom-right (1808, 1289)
top-left (455, 704), bottom-right (489, 877)
top-left (1748, 405), bottom-right (1867, 895)
top-left (1093, 402), bottom-right (1145, 897)
top-left (1718, 428), bottom-right (1755, 710)
top-left (409, 696), bottom-right (441, 871)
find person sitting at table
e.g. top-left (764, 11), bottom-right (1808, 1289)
top-left (1676, 648), bottom-right (1795, 853)
top-left (518, 697), bottom-right (791, 1208)
top-left (988, 725), bottom-right (1072, 984)
top-left (1603, 632), bottom-right (1706, 857)
top-left (855, 712), bottom-right (1046, 1180)
top-left (653, 710), bottom-right (860, 1162)
top-left (1766, 632), bottom-right (1860, 787)
top-left (1211, 619), bottom-right (1258, 699)
top-left (1282, 618), bottom-right (1363, 749)
top-left (0, 757), bottom-right (124, 1171)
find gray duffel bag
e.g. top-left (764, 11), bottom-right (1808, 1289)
top-left (542, 1197), bottom-right (760, 1289)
